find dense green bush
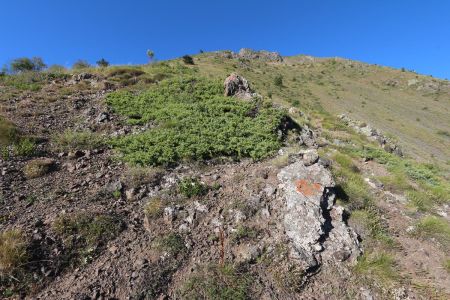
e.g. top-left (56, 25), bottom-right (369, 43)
top-left (96, 58), bottom-right (110, 68)
top-left (107, 76), bottom-right (285, 166)
top-left (182, 55), bottom-right (194, 65)
top-left (72, 60), bottom-right (91, 70)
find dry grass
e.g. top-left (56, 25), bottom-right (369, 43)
top-left (0, 230), bottom-right (27, 275)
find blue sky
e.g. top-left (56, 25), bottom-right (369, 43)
top-left (1, 0), bottom-right (450, 78)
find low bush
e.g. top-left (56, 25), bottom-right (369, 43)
top-left (153, 233), bottom-right (185, 256)
top-left (182, 55), bottom-right (194, 65)
top-left (178, 177), bottom-right (208, 198)
top-left (144, 198), bottom-right (164, 218)
top-left (107, 76), bottom-right (285, 166)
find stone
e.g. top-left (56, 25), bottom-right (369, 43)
top-left (96, 112), bottom-right (110, 123)
top-left (277, 160), bottom-right (361, 270)
top-left (125, 188), bottom-right (136, 201)
top-left (302, 149), bottom-right (319, 166)
top-left (235, 244), bottom-right (262, 263)
top-left (163, 206), bottom-right (177, 224)
top-left (223, 73), bottom-right (255, 100)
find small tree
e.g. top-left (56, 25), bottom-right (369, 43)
top-left (146, 50), bottom-right (154, 63)
top-left (182, 55), bottom-right (194, 65)
top-left (73, 60), bottom-right (91, 70)
top-left (96, 58), bottom-right (110, 68)
top-left (10, 57), bottom-right (46, 73)
top-left (274, 75), bottom-right (283, 87)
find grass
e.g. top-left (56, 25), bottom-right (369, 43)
top-left (0, 230), bottom-right (27, 275)
top-left (178, 263), bottom-right (251, 300)
top-left (107, 76), bottom-right (286, 166)
top-left (23, 158), bottom-right (54, 179)
top-left (178, 177), bottom-right (208, 198)
top-left (0, 117), bottom-right (19, 147)
top-left (413, 216), bottom-right (450, 249)
top-left (230, 225), bottom-right (259, 244)
top-left (153, 233), bottom-right (185, 256)
top-left (144, 198), bottom-right (164, 218)
top-left (53, 213), bottom-right (123, 265)
top-left (53, 129), bottom-right (105, 152)
top-left (444, 259), bottom-right (450, 273)
top-left (355, 252), bottom-right (398, 285)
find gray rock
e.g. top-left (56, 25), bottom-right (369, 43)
top-left (277, 160), bottom-right (361, 270)
top-left (223, 73), bottom-right (255, 100)
top-left (302, 149), bottom-right (319, 166)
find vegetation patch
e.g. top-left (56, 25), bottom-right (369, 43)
top-left (178, 177), bottom-right (208, 198)
top-left (153, 233), bottom-right (186, 256)
top-left (53, 130), bottom-right (105, 152)
top-left (355, 252), bottom-right (398, 285)
top-left (53, 213), bottom-right (123, 266)
top-left (0, 117), bottom-right (19, 147)
top-left (0, 230), bottom-right (28, 296)
top-left (178, 263), bottom-right (251, 300)
top-left (107, 76), bottom-right (285, 166)
top-left (413, 216), bottom-right (450, 249)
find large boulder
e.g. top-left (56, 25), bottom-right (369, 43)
top-left (223, 73), bottom-right (255, 100)
top-left (277, 160), bottom-right (360, 271)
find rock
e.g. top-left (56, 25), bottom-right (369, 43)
top-left (235, 244), bottom-right (262, 264)
top-left (68, 150), bottom-right (84, 159)
top-left (237, 48), bottom-right (283, 62)
top-left (163, 206), bottom-right (177, 224)
top-left (277, 160), bottom-right (361, 270)
top-left (302, 149), bottom-right (319, 166)
top-left (318, 157), bottom-right (332, 168)
top-left (95, 112), bottom-right (110, 123)
top-left (107, 180), bottom-right (123, 193)
top-left (223, 73), bottom-right (255, 100)
top-left (23, 158), bottom-right (55, 179)
top-left (125, 188), bottom-right (135, 201)
top-left (299, 126), bottom-right (317, 148)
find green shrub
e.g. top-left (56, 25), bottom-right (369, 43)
top-left (144, 198), bottom-right (164, 218)
top-left (274, 74), bottom-right (283, 87)
top-left (182, 55), bottom-right (194, 65)
top-left (179, 264), bottom-right (251, 300)
top-left (107, 76), bottom-right (285, 166)
top-left (72, 60), bottom-right (91, 70)
top-left (13, 138), bottom-right (36, 157)
top-left (179, 177), bottom-right (208, 198)
top-left (96, 58), bottom-right (109, 68)
top-left (10, 57), bottom-right (46, 73)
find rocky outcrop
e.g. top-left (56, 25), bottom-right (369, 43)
top-left (237, 48), bottom-right (283, 62)
top-left (223, 73), bottom-right (257, 100)
top-left (277, 160), bottom-right (361, 271)
top-left (338, 114), bottom-right (403, 156)
top-left (215, 48), bottom-right (283, 62)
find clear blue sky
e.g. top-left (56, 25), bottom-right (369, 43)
top-left (1, 0), bottom-right (450, 78)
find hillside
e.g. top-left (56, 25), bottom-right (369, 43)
top-left (0, 49), bottom-right (449, 299)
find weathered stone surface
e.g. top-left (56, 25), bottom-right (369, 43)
top-left (223, 73), bottom-right (255, 100)
top-left (277, 160), bottom-right (360, 270)
top-left (237, 48), bottom-right (283, 62)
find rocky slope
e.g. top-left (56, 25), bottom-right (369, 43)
top-left (0, 50), bottom-right (449, 299)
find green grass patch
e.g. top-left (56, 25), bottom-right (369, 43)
top-left (107, 76), bottom-right (285, 166)
top-left (178, 263), bottom-right (251, 300)
top-left (178, 177), bottom-right (208, 198)
top-left (0, 117), bottom-right (19, 147)
top-left (153, 233), bottom-right (186, 256)
top-left (355, 253), bottom-right (398, 284)
top-left (413, 216), bottom-right (450, 249)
